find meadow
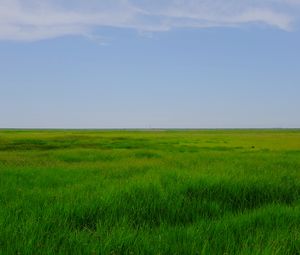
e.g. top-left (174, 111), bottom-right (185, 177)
top-left (0, 129), bottom-right (299, 254)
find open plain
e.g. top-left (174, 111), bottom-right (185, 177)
top-left (0, 129), bottom-right (299, 254)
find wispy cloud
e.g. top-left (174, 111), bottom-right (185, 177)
top-left (0, 0), bottom-right (299, 41)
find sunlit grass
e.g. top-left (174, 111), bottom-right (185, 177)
top-left (0, 130), bottom-right (299, 254)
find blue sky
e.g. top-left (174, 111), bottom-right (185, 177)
top-left (0, 0), bottom-right (300, 128)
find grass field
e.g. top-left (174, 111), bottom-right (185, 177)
top-left (0, 129), bottom-right (299, 254)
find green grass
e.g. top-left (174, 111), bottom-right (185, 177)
top-left (0, 129), bottom-right (299, 254)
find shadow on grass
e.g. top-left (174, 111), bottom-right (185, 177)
top-left (67, 178), bottom-right (299, 231)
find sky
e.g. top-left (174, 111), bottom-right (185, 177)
top-left (0, 0), bottom-right (300, 128)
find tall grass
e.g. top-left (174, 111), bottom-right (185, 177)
top-left (0, 130), bottom-right (299, 254)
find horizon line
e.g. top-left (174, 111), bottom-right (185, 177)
top-left (1, 128), bottom-right (300, 131)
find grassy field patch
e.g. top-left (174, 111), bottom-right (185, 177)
top-left (0, 130), bottom-right (299, 254)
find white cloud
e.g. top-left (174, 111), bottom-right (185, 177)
top-left (0, 0), bottom-right (299, 41)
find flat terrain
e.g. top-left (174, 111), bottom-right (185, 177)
top-left (0, 130), bottom-right (299, 254)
